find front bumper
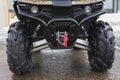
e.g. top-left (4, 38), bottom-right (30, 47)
top-left (14, 2), bottom-right (105, 48)
top-left (18, 11), bottom-right (104, 49)
top-left (18, 10), bottom-right (105, 26)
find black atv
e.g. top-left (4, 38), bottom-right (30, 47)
top-left (6, 0), bottom-right (115, 74)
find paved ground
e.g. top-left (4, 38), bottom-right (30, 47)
top-left (0, 14), bottom-right (120, 80)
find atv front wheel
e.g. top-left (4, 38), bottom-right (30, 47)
top-left (6, 22), bottom-right (32, 74)
top-left (88, 21), bottom-right (115, 72)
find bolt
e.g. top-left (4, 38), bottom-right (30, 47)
top-left (51, 34), bottom-right (54, 37)
top-left (71, 34), bottom-right (74, 36)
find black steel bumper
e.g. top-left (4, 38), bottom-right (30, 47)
top-left (18, 10), bottom-right (105, 26)
top-left (17, 11), bottom-right (104, 48)
top-left (13, 1), bottom-right (105, 48)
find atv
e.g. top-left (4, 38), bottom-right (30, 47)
top-left (7, 0), bottom-right (115, 74)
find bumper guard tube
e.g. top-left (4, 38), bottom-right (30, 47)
top-left (18, 10), bottom-right (105, 26)
top-left (17, 11), bottom-right (105, 47)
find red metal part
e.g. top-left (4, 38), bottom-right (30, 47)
top-left (64, 34), bottom-right (68, 47)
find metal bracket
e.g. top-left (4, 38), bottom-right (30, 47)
top-left (74, 39), bottom-right (89, 50)
top-left (31, 39), bottom-right (48, 53)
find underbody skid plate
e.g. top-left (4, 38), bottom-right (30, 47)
top-left (31, 39), bottom-right (89, 52)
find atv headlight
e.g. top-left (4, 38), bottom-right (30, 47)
top-left (84, 5), bottom-right (92, 13)
top-left (31, 6), bottom-right (39, 14)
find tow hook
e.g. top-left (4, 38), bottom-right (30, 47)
top-left (64, 32), bottom-right (68, 47)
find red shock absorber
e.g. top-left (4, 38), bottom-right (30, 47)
top-left (64, 33), bottom-right (68, 47)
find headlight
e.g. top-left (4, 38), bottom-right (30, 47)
top-left (84, 5), bottom-right (92, 13)
top-left (31, 6), bottom-right (39, 14)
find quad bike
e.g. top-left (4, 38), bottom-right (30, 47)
top-left (6, 0), bottom-right (115, 74)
